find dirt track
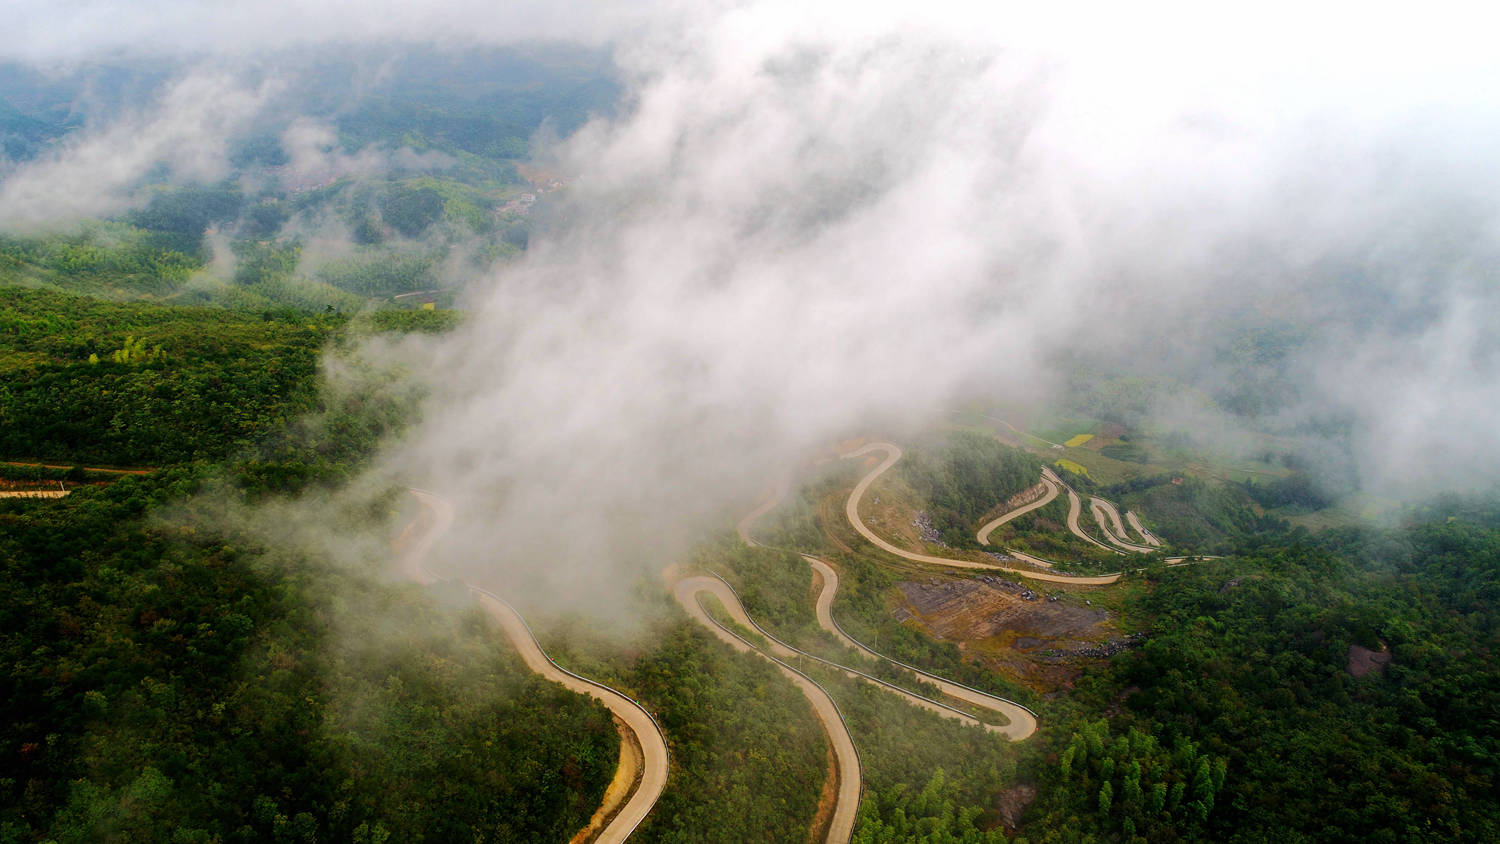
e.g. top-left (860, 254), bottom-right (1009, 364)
top-left (401, 491), bottom-right (668, 844)
top-left (1, 460), bottom-right (153, 475)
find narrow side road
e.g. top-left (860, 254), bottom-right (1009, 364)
top-left (1, 459), bottom-right (154, 475)
top-left (400, 490), bottom-right (668, 844)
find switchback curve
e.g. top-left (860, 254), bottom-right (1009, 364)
top-left (1126, 509), bottom-right (1163, 546)
top-left (401, 490), bottom-right (669, 844)
top-left (803, 555), bottom-right (1038, 741)
top-left (671, 576), bottom-right (862, 844)
top-left (976, 476), bottom-right (1059, 545)
top-left (842, 443), bottom-right (1124, 585)
top-left (1062, 483), bottom-right (1122, 554)
top-left (843, 443), bottom-right (1215, 583)
top-left (1090, 497), bottom-right (1156, 553)
top-left (735, 482), bottom-right (1035, 740)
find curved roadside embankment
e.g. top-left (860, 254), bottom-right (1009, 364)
top-left (737, 476), bottom-right (789, 547)
top-left (842, 443), bottom-right (1125, 585)
top-left (402, 490), bottom-right (669, 844)
top-left (803, 556), bottom-right (1038, 741)
top-left (671, 576), bottom-right (861, 844)
top-left (976, 477), bottom-right (1059, 545)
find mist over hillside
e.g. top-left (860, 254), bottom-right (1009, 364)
top-left (3, 1), bottom-right (1498, 589)
top-left (6, 4), bottom-right (1500, 843)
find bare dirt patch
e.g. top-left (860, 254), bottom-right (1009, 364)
top-left (995, 783), bottom-right (1037, 832)
top-left (863, 473), bottom-right (928, 550)
top-left (569, 714), bottom-right (643, 844)
top-left (897, 576), bottom-right (1128, 692)
top-left (804, 743), bottom-right (839, 844)
top-left (1347, 642), bottom-right (1392, 678)
top-left (899, 577), bottom-right (1106, 641)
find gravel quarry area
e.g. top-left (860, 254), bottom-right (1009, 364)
top-left (894, 575), bottom-right (1142, 692)
top-left (898, 576), bottom-right (1109, 642)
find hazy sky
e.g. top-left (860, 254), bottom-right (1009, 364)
top-left (5, 1), bottom-right (1499, 603)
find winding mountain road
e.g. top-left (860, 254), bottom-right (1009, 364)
top-left (976, 476), bottom-right (1060, 545)
top-left (733, 480), bottom-right (1037, 741)
top-left (844, 442), bottom-right (1215, 583)
top-left (1126, 510), bottom-right (1162, 546)
top-left (671, 576), bottom-right (861, 844)
top-left (737, 477), bottom-right (789, 546)
top-left (1062, 484), bottom-right (1122, 554)
top-left (401, 490), bottom-right (669, 844)
top-left (803, 556), bottom-right (1038, 741)
top-left (1089, 498), bottom-right (1156, 553)
top-left (843, 443), bottom-right (1125, 585)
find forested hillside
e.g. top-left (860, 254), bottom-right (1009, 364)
top-left (0, 289), bottom-right (630, 841)
top-left (3, 33), bottom-right (1498, 844)
top-left (1, 472), bottom-right (618, 842)
top-left (0, 287), bottom-right (857, 842)
top-left (1028, 516), bottom-right (1500, 842)
top-left (898, 432), bottom-right (1043, 547)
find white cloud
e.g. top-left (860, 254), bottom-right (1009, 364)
top-left (3, 0), bottom-right (1499, 603)
top-left (0, 70), bottom-right (274, 229)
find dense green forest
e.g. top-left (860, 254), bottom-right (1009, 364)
top-left (1071, 517), bottom-right (1500, 842)
top-left (0, 288), bottom-right (630, 842)
top-left (0, 288), bottom-right (335, 466)
top-left (1, 472), bottom-right (618, 842)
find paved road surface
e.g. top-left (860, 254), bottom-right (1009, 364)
top-left (735, 477), bottom-right (1037, 735)
top-left (803, 555), bottom-right (1038, 741)
top-left (842, 443), bottom-right (1125, 585)
top-left (976, 477), bottom-right (1059, 545)
top-left (1090, 498), bottom-right (1156, 553)
top-left (672, 576), bottom-right (861, 844)
top-left (1061, 484), bottom-right (1122, 554)
top-left (1126, 510), bottom-right (1162, 546)
top-left (402, 491), bottom-right (668, 844)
